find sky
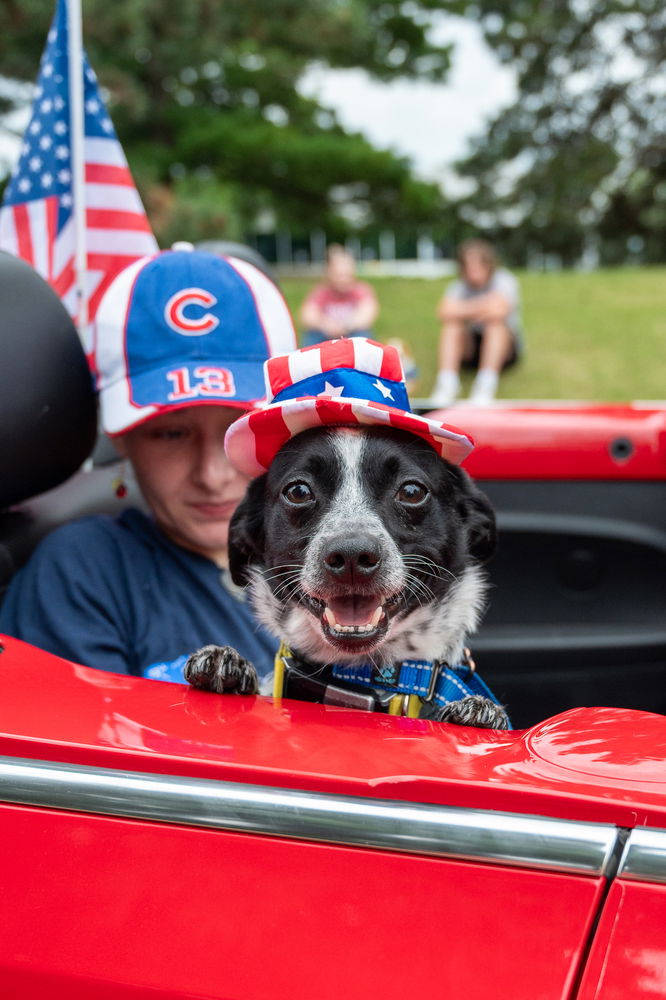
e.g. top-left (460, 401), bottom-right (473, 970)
top-left (299, 17), bottom-right (517, 192)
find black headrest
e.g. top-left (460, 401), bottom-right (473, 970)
top-left (0, 252), bottom-right (97, 508)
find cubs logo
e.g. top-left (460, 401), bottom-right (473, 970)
top-left (164, 287), bottom-right (219, 335)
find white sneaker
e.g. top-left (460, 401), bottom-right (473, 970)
top-left (468, 369), bottom-right (499, 405)
top-left (429, 372), bottom-right (461, 408)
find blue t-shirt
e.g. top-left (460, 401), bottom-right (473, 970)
top-left (0, 508), bottom-right (277, 683)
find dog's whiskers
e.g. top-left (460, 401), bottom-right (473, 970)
top-left (262, 563), bottom-right (305, 603)
top-left (263, 563), bottom-right (304, 583)
top-left (402, 554), bottom-right (458, 584)
top-left (272, 577), bottom-right (302, 602)
top-left (403, 576), bottom-right (435, 607)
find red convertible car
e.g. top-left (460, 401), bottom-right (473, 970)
top-left (1, 252), bottom-right (665, 999)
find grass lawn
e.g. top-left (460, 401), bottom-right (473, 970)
top-left (280, 267), bottom-right (666, 401)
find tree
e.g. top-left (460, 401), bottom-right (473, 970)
top-left (453, 0), bottom-right (665, 265)
top-left (0, 0), bottom-right (462, 245)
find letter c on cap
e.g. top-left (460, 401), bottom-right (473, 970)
top-left (165, 287), bottom-right (219, 335)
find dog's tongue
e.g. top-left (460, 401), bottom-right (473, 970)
top-left (325, 595), bottom-right (382, 627)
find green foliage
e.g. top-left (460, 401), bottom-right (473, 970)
top-left (0, 0), bottom-right (455, 243)
top-left (281, 267), bottom-right (666, 400)
top-left (454, 1), bottom-right (666, 265)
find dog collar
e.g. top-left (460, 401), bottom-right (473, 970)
top-left (272, 643), bottom-right (508, 725)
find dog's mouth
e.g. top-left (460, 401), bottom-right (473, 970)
top-left (301, 591), bottom-right (403, 650)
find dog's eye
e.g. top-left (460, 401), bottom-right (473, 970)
top-left (283, 481), bottom-right (315, 506)
top-left (396, 481), bottom-right (429, 505)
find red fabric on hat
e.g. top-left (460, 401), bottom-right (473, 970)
top-left (314, 396), bottom-right (359, 426)
top-left (378, 346), bottom-right (403, 381)
top-left (265, 353), bottom-right (293, 397)
top-left (319, 337), bottom-right (356, 372)
top-left (248, 405), bottom-right (292, 471)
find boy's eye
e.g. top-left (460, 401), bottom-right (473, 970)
top-left (151, 427), bottom-right (188, 441)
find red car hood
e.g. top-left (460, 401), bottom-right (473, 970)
top-left (2, 635), bottom-right (665, 828)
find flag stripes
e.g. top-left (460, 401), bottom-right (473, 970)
top-left (0, 0), bottom-right (157, 349)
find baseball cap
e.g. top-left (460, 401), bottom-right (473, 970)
top-left (224, 337), bottom-right (475, 477)
top-left (92, 248), bottom-right (297, 435)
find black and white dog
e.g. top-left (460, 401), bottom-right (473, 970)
top-left (185, 423), bottom-right (508, 729)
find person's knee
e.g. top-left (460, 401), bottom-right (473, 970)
top-left (479, 321), bottom-right (515, 369)
top-left (440, 319), bottom-right (466, 345)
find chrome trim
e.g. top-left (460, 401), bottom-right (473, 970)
top-left (0, 755), bottom-right (617, 875)
top-left (618, 827), bottom-right (666, 884)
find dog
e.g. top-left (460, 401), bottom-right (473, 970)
top-left (184, 421), bottom-right (508, 729)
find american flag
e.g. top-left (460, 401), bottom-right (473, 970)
top-left (0, 0), bottom-right (157, 343)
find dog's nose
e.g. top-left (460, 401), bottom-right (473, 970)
top-left (322, 533), bottom-right (381, 583)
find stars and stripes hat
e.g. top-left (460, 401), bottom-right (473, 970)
top-left (224, 337), bottom-right (474, 477)
top-left (92, 247), bottom-right (298, 435)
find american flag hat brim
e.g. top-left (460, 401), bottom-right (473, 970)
top-left (224, 337), bottom-right (474, 477)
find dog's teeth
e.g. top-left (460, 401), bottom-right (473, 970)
top-left (324, 605), bottom-right (385, 635)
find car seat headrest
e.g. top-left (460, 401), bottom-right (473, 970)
top-left (0, 252), bottom-right (97, 508)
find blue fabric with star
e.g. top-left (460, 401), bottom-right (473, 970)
top-left (271, 367), bottom-right (410, 410)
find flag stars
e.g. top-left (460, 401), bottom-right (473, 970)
top-left (18, 178), bottom-right (32, 193)
top-left (101, 117), bottom-right (113, 133)
top-left (318, 381), bottom-right (345, 398)
top-left (57, 168), bottom-right (71, 184)
top-left (54, 96), bottom-right (65, 111)
top-left (39, 135), bottom-right (53, 150)
top-left (85, 98), bottom-right (100, 114)
top-left (40, 99), bottom-right (53, 114)
top-left (29, 121), bottom-right (42, 135)
top-left (41, 172), bottom-right (53, 188)
top-left (29, 156), bottom-right (43, 172)
top-left (42, 62), bottom-right (54, 78)
top-left (55, 145), bottom-right (69, 160)
top-left (54, 121), bottom-right (68, 135)
top-left (60, 192), bottom-right (73, 208)
top-left (373, 379), bottom-right (394, 400)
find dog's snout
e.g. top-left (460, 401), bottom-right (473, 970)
top-left (323, 533), bottom-right (382, 583)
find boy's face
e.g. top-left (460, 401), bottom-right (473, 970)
top-left (117, 405), bottom-right (249, 567)
top-left (461, 250), bottom-right (492, 288)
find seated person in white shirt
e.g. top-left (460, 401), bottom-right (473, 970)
top-left (432, 239), bottom-right (523, 406)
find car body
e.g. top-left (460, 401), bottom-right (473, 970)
top-left (1, 251), bottom-right (665, 998)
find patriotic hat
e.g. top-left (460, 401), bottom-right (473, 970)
top-left (92, 248), bottom-right (297, 435)
top-left (224, 337), bottom-right (474, 477)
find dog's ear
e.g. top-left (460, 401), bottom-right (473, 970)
top-left (228, 474), bottom-right (267, 586)
top-left (448, 465), bottom-right (497, 563)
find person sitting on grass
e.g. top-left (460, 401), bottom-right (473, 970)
top-left (431, 238), bottom-right (523, 407)
top-left (300, 245), bottom-right (379, 347)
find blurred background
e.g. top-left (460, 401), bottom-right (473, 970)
top-left (1, 0), bottom-right (664, 398)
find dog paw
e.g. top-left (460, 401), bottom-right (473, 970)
top-left (184, 645), bottom-right (259, 695)
top-left (434, 695), bottom-right (510, 730)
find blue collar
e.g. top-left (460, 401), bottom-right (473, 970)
top-left (331, 657), bottom-right (507, 718)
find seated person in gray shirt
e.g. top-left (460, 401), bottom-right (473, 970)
top-left (431, 239), bottom-right (523, 407)
top-left (0, 246), bottom-right (297, 684)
